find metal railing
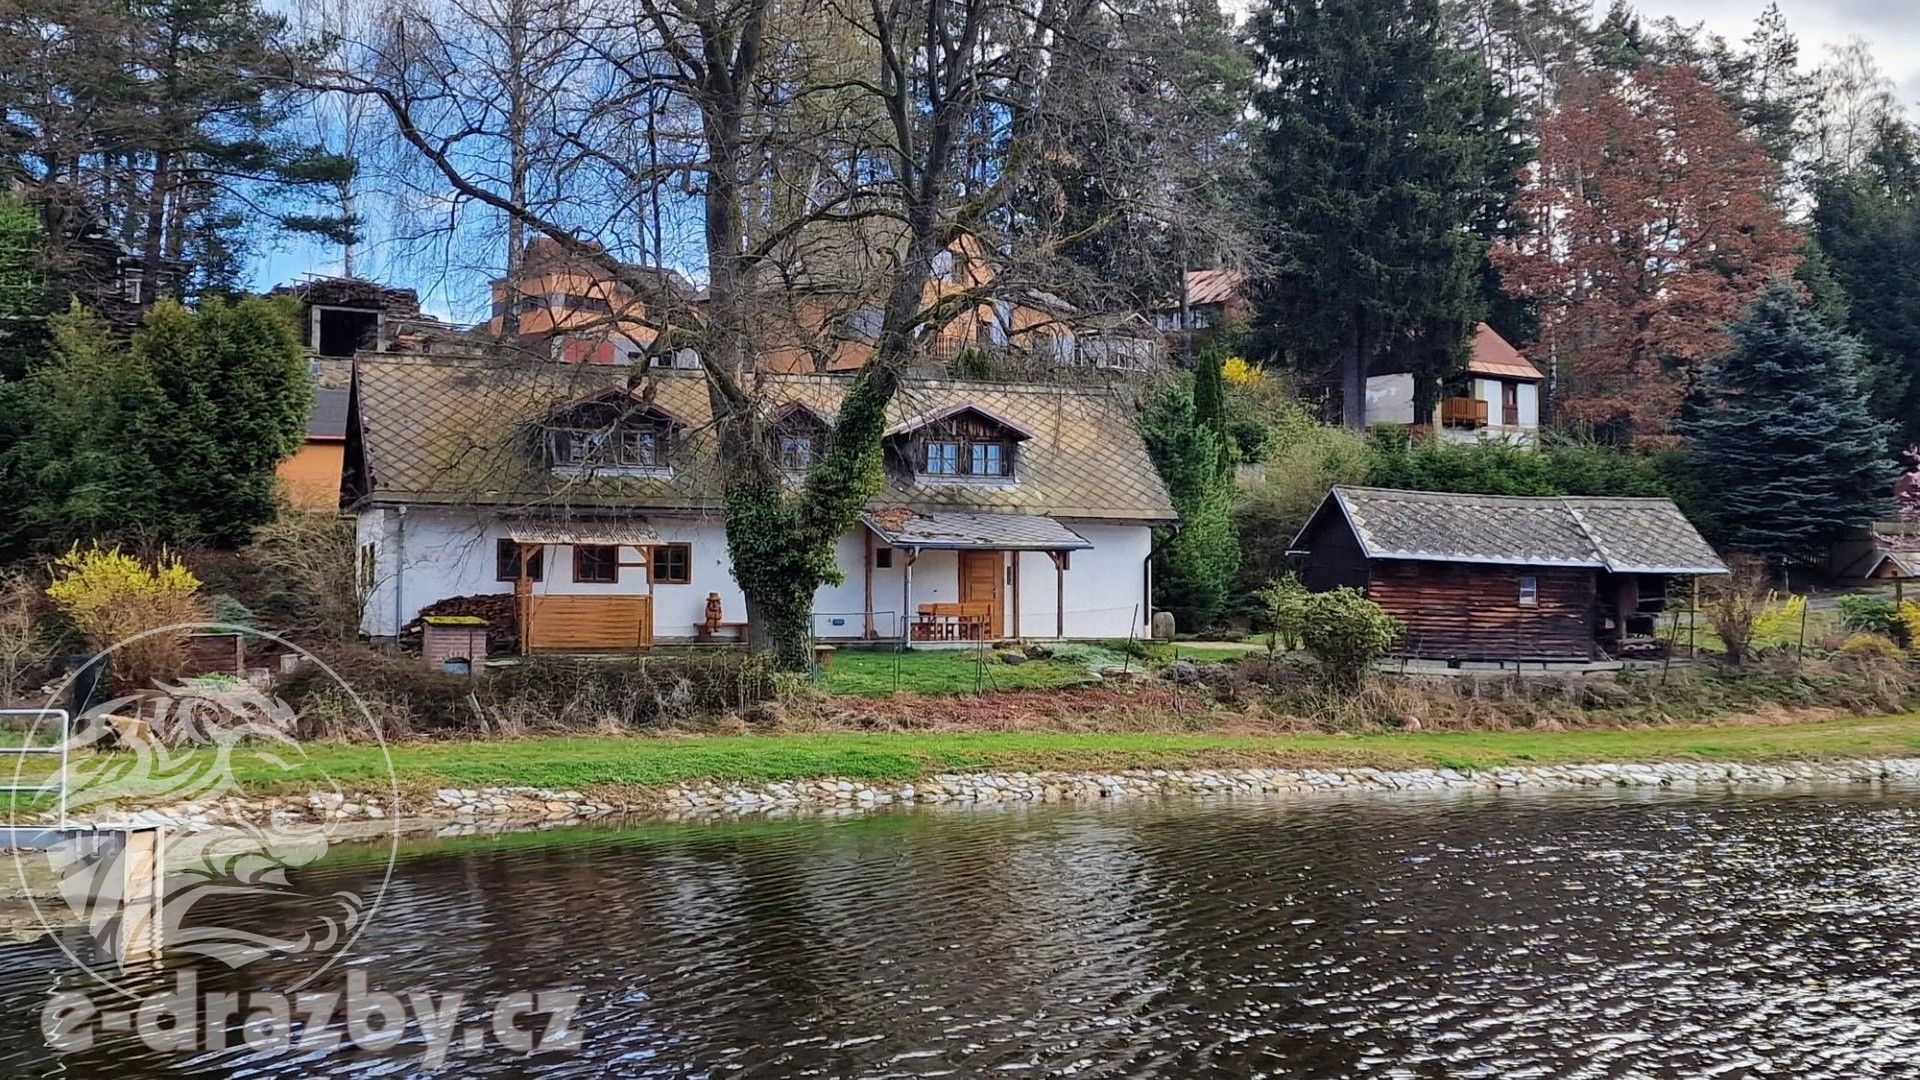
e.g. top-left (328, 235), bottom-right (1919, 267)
top-left (0, 708), bottom-right (70, 827)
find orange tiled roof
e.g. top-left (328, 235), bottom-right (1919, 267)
top-left (1466, 324), bottom-right (1543, 382)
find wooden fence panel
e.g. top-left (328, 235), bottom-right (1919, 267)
top-left (525, 595), bottom-right (654, 652)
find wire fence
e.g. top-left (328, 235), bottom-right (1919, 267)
top-left (803, 604), bottom-right (1150, 691)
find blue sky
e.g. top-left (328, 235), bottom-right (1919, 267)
top-left (248, 0), bottom-right (1920, 319)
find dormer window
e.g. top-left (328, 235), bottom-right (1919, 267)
top-left (769, 401), bottom-right (831, 475)
top-left (542, 390), bottom-right (683, 474)
top-left (886, 403), bottom-right (1030, 482)
top-left (778, 432), bottom-right (821, 471)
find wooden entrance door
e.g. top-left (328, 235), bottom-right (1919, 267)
top-left (958, 550), bottom-right (1004, 639)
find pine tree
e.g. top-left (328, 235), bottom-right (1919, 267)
top-left (1681, 281), bottom-right (1896, 564)
top-left (1248, 0), bottom-right (1519, 429)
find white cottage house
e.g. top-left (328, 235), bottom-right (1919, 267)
top-left (342, 354), bottom-right (1175, 648)
top-left (1364, 324), bottom-right (1543, 446)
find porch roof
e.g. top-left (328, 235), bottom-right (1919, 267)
top-left (862, 510), bottom-right (1092, 551)
top-left (505, 518), bottom-right (663, 547)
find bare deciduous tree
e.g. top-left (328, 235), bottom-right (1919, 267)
top-left (323, 0), bottom-right (1234, 665)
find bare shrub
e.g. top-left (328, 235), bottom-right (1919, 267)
top-left (0, 573), bottom-right (56, 705)
top-left (240, 514), bottom-right (366, 642)
top-left (1699, 555), bottom-right (1770, 664)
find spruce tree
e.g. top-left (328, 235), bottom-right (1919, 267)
top-left (1681, 281), bottom-right (1897, 564)
top-left (1248, 0), bottom-right (1519, 429)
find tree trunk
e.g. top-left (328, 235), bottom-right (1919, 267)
top-left (1341, 313), bottom-right (1368, 431)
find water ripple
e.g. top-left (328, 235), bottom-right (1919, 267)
top-left (3, 787), bottom-right (1920, 1076)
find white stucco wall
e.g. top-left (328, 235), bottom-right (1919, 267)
top-left (357, 507), bottom-right (1155, 642)
top-left (1436, 377), bottom-right (1539, 447)
top-left (1362, 373), bottom-right (1540, 446)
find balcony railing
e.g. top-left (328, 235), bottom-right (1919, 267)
top-left (1440, 396), bottom-right (1488, 429)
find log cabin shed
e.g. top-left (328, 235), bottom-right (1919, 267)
top-left (1289, 487), bottom-right (1727, 662)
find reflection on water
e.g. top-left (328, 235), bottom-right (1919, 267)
top-left (4, 786), bottom-right (1920, 1076)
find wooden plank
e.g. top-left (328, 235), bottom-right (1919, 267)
top-left (526, 595), bottom-right (654, 652)
top-left (1365, 561), bottom-right (1595, 661)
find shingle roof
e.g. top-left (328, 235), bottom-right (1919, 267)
top-left (349, 355), bottom-right (1176, 523)
top-left (862, 511), bottom-right (1092, 550)
top-left (308, 388), bottom-right (351, 440)
top-left (1303, 487), bottom-right (1726, 574)
top-left (1176, 268), bottom-right (1245, 309)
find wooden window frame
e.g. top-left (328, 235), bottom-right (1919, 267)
top-left (776, 431), bottom-right (821, 472)
top-left (548, 419), bottom-right (672, 470)
top-left (650, 543), bottom-right (693, 585)
top-left (919, 436), bottom-right (1012, 479)
top-left (573, 544), bottom-right (619, 584)
top-left (1518, 574), bottom-right (1538, 606)
top-left (496, 539), bottom-right (544, 582)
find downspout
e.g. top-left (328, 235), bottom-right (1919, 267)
top-left (390, 506), bottom-right (408, 642)
top-left (1144, 524), bottom-right (1182, 635)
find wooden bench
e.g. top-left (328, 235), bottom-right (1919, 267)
top-left (911, 601), bottom-right (993, 642)
top-left (695, 621), bottom-right (749, 643)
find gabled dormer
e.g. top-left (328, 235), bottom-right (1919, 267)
top-left (539, 387), bottom-right (687, 476)
top-left (769, 401), bottom-right (831, 473)
top-left (885, 403), bottom-right (1032, 483)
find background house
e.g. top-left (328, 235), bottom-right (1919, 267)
top-left (344, 354), bottom-right (1174, 647)
top-left (485, 236), bottom-right (697, 366)
top-left (269, 276), bottom-right (423, 359)
top-left (278, 387), bottom-right (350, 510)
top-left (1290, 486), bottom-right (1725, 663)
top-left (1364, 324), bottom-right (1543, 445)
top-left (1147, 269), bottom-right (1250, 357)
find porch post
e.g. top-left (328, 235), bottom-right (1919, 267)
top-left (1010, 551), bottom-right (1021, 640)
top-left (901, 547), bottom-right (919, 643)
top-left (516, 544), bottom-right (534, 656)
top-left (863, 527), bottom-right (876, 640)
top-left (1049, 550), bottom-right (1065, 639)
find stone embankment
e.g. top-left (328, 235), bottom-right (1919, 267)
top-left (80, 758), bottom-right (1920, 834)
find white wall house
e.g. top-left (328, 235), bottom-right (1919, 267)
top-left (1363, 324), bottom-right (1543, 447)
top-left (345, 356), bottom-right (1173, 647)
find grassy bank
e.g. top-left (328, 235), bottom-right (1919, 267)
top-left (20, 713), bottom-right (1920, 804)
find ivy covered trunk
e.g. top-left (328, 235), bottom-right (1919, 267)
top-left (718, 366), bottom-right (901, 671)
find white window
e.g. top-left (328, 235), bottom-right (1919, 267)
top-left (1518, 575), bottom-right (1538, 606)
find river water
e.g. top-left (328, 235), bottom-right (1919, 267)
top-left (3, 787), bottom-right (1919, 1077)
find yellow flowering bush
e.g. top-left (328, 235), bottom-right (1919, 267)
top-left (1749, 592), bottom-right (1806, 648)
top-left (1220, 355), bottom-right (1263, 387)
top-left (46, 544), bottom-right (206, 688)
top-left (1839, 632), bottom-right (1903, 659)
top-left (1899, 601), bottom-right (1920, 650)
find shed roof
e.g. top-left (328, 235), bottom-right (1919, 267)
top-left (1299, 487), bottom-right (1726, 574)
top-left (307, 388), bottom-right (351, 441)
top-left (348, 355), bottom-right (1176, 523)
top-left (862, 511), bottom-right (1091, 550)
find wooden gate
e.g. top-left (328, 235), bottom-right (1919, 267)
top-left (523, 595), bottom-right (654, 652)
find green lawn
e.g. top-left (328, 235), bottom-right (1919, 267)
top-left (816, 648), bottom-right (1095, 695)
top-left (15, 713), bottom-right (1920, 805)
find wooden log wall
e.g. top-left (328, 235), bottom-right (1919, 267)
top-left (1367, 561), bottom-right (1595, 662)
